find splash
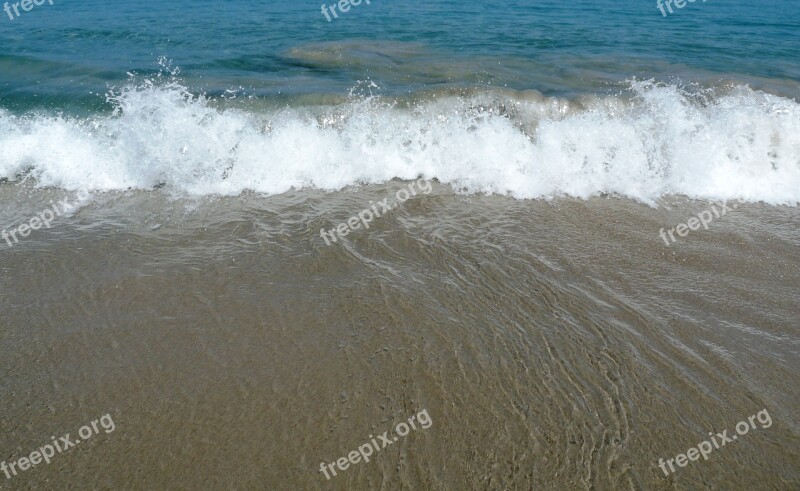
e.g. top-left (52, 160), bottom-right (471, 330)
top-left (0, 75), bottom-right (798, 205)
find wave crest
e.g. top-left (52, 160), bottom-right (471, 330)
top-left (1, 77), bottom-right (798, 205)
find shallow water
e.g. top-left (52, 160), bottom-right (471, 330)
top-left (1, 186), bottom-right (798, 488)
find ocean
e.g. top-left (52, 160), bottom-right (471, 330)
top-left (1, 0), bottom-right (798, 489)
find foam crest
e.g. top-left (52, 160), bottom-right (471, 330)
top-left (0, 78), bottom-right (798, 205)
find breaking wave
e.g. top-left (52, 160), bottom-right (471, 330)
top-left (1, 75), bottom-right (798, 205)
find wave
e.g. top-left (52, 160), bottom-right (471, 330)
top-left (0, 75), bottom-right (798, 205)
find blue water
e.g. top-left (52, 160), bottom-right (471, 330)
top-left (1, 0), bottom-right (798, 109)
top-left (1, 0), bottom-right (799, 203)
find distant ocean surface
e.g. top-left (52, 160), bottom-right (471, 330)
top-left (0, 0), bottom-right (798, 202)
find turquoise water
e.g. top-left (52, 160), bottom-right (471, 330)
top-left (1, 0), bottom-right (798, 108)
top-left (0, 0), bottom-right (799, 203)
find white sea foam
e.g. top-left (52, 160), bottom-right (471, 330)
top-left (0, 79), bottom-right (798, 205)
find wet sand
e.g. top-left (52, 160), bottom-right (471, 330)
top-left (1, 183), bottom-right (798, 489)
